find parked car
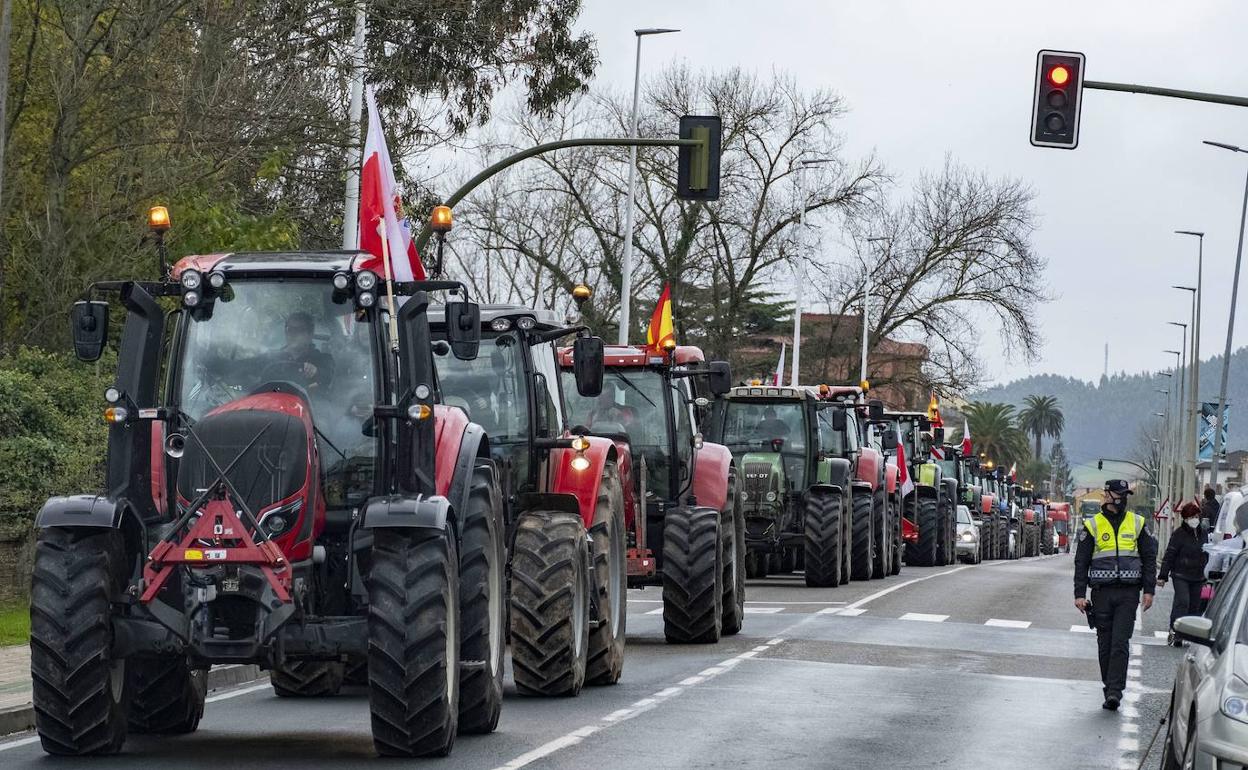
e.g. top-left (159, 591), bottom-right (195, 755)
top-left (1162, 550), bottom-right (1248, 770)
top-left (956, 504), bottom-right (981, 564)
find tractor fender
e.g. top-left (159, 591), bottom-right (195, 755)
top-left (851, 480), bottom-right (873, 502)
top-left (359, 494), bottom-right (453, 531)
top-left (433, 404), bottom-right (471, 498)
top-left (550, 435), bottom-right (618, 528)
top-left (821, 457), bottom-right (854, 491)
top-left (36, 494), bottom-right (123, 529)
top-left (915, 462), bottom-right (943, 494)
top-left (446, 421), bottom-right (492, 531)
top-left (854, 448), bottom-right (882, 491)
top-left (884, 461), bottom-right (899, 495)
top-left (942, 477), bottom-right (958, 505)
top-left (691, 441), bottom-right (733, 512)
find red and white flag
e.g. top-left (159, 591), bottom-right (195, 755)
top-left (773, 343), bottom-right (786, 385)
top-left (897, 440), bottom-right (915, 497)
top-left (961, 419), bottom-right (972, 456)
top-left (358, 86), bottom-right (425, 280)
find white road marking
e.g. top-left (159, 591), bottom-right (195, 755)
top-left (899, 612), bottom-right (949, 623)
top-left (0, 736), bottom-right (40, 753)
top-left (206, 682), bottom-right (271, 703)
top-left (744, 607), bottom-right (783, 614)
top-left (645, 608), bottom-right (664, 615)
top-left (1070, 625), bottom-right (1096, 633)
top-left (629, 599), bottom-right (846, 605)
top-left (679, 675), bottom-right (705, 686)
top-left (985, 619), bottom-right (1032, 629)
top-left (841, 565), bottom-right (973, 611)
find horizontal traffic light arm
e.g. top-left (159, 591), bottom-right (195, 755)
top-left (1084, 80), bottom-right (1248, 109)
top-left (412, 137), bottom-right (703, 254)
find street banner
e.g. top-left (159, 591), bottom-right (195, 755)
top-left (1199, 402), bottom-right (1230, 461)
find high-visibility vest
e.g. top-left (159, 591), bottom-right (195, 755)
top-left (1085, 510), bottom-right (1145, 586)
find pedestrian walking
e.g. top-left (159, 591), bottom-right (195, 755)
top-left (1073, 479), bottom-right (1158, 711)
top-left (1201, 487), bottom-right (1220, 530)
top-left (1156, 502), bottom-right (1209, 646)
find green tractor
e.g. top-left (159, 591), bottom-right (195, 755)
top-left (901, 425), bottom-right (958, 567)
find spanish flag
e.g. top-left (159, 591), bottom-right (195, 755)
top-left (646, 284), bottom-right (676, 350)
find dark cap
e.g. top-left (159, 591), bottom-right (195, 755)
top-left (1104, 479), bottom-right (1132, 495)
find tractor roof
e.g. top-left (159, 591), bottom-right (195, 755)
top-left (886, 410), bottom-right (928, 419)
top-left (557, 344), bottom-right (706, 368)
top-left (427, 303), bottom-right (563, 331)
top-left (172, 251), bottom-right (367, 279)
top-left (723, 384), bottom-right (810, 401)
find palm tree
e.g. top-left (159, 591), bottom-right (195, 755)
top-left (1018, 395), bottom-right (1065, 459)
top-left (963, 402), bottom-right (1030, 469)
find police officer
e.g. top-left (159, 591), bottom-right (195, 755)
top-left (1073, 479), bottom-right (1157, 711)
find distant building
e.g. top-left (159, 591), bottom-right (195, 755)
top-left (1196, 450), bottom-right (1248, 493)
top-left (735, 312), bottom-right (930, 409)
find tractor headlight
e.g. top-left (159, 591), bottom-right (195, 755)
top-left (207, 271), bottom-right (226, 289)
top-left (332, 271), bottom-right (351, 290)
top-left (357, 291), bottom-right (376, 308)
top-left (765, 491), bottom-right (777, 502)
top-left (180, 269), bottom-right (202, 290)
top-left (104, 386), bottom-right (122, 404)
top-left (570, 455), bottom-right (590, 471)
top-left (490, 317), bottom-right (512, 332)
top-left (740, 491), bottom-right (748, 502)
top-left (182, 290), bottom-right (201, 307)
top-left (515, 316), bottom-right (536, 331)
top-left (1222, 678), bottom-right (1248, 724)
top-left (356, 270), bottom-right (378, 291)
top-left (261, 500), bottom-right (302, 536)
top-left (266, 515), bottom-right (288, 535)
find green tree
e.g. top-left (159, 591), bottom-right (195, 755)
top-left (1049, 441), bottom-right (1073, 499)
top-left (964, 401), bottom-right (1029, 469)
top-left (1018, 394), bottom-right (1065, 459)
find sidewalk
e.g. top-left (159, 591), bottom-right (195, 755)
top-left (0, 644), bottom-right (31, 712)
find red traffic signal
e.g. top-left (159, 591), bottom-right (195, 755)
top-left (1030, 50), bottom-right (1085, 149)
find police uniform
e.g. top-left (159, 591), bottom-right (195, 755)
top-left (1073, 482), bottom-right (1157, 707)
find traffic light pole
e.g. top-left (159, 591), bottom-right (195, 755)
top-left (1083, 80), bottom-right (1248, 109)
top-left (411, 136), bottom-right (704, 256)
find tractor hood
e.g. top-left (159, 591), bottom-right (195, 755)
top-left (740, 452), bottom-right (785, 512)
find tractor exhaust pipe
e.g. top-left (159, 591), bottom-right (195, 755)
top-left (165, 432), bottom-right (186, 459)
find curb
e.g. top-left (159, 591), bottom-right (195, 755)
top-left (0, 663), bottom-right (265, 738)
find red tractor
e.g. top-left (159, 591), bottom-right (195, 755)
top-left (558, 344), bottom-right (742, 643)
top-left (32, 251), bottom-right (506, 757)
top-left (429, 305), bottom-right (630, 696)
top-left (1048, 502), bottom-right (1072, 552)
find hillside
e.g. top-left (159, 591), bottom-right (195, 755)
top-left (973, 346), bottom-right (1248, 472)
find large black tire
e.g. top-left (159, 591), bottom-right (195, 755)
top-left (851, 490), bottom-right (874, 581)
top-left (662, 507), bottom-right (723, 644)
top-left (30, 528), bottom-right (130, 755)
top-left (871, 491), bottom-right (889, 579)
top-left (935, 503), bottom-right (952, 566)
top-left (510, 511), bottom-right (590, 696)
top-left (457, 462), bottom-right (506, 732)
top-left (367, 527), bottom-right (459, 757)
top-left (803, 490), bottom-right (842, 588)
top-left (997, 518), bottom-right (1009, 561)
top-left (344, 659), bottom-right (368, 686)
top-left (909, 497), bottom-right (939, 566)
top-left (128, 657), bottom-right (206, 734)
top-left (271, 661), bottom-right (344, 697)
top-left (720, 468), bottom-right (746, 636)
top-left (587, 463), bottom-right (628, 685)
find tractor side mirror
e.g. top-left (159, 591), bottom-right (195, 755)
top-left (831, 408), bottom-right (847, 432)
top-left (932, 427), bottom-right (945, 444)
top-left (707, 361), bottom-right (732, 396)
top-left (868, 399), bottom-right (884, 421)
top-left (919, 416), bottom-right (932, 430)
top-left (70, 301), bottom-right (109, 362)
top-left (882, 429), bottom-right (899, 448)
top-left (572, 335), bottom-right (605, 397)
top-left (444, 300), bottom-right (481, 360)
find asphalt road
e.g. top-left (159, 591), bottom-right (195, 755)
top-left (0, 552), bottom-right (1189, 769)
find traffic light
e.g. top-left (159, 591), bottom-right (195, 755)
top-left (677, 115), bottom-right (722, 201)
top-left (1030, 50), bottom-right (1085, 149)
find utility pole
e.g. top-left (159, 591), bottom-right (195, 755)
top-left (341, 2), bottom-right (368, 250)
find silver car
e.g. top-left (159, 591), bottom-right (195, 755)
top-left (956, 505), bottom-right (981, 564)
top-left (1162, 549), bottom-right (1248, 769)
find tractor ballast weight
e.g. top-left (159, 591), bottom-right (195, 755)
top-left (32, 252), bottom-right (507, 758)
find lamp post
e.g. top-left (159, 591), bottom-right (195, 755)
top-left (1174, 230), bottom-right (1204, 491)
top-left (1168, 323), bottom-right (1190, 499)
top-left (791, 157), bottom-right (834, 386)
top-left (1165, 349), bottom-right (1183, 504)
top-left (618, 27), bottom-right (679, 345)
top-left (1201, 140), bottom-right (1248, 492)
top-left (1173, 284), bottom-right (1198, 497)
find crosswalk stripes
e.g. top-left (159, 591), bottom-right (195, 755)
top-left (984, 619), bottom-right (1031, 629)
top-left (898, 613), bottom-right (949, 623)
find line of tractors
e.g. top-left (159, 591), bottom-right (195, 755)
top-left (28, 214), bottom-right (1067, 758)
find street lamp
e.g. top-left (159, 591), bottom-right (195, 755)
top-left (618, 27), bottom-right (679, 345)
top-left (1174, 230), bottom-right (1204, 491)
top-left (1201, 140), bottom-right (1248, 491)
top-left (1165, 349), bottom-right (1182, 503)
top-left (1168, 319), bottom-right (1191, 499)
top-left (791, 157), bottom-right (834, 385)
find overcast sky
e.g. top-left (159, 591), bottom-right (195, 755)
top-left (571, 0), bottom-right (1248, 390)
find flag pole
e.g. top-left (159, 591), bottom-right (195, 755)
top-left (341, 2), bottom-right (368, 250)
top-left (377, 219), bottom-right (400, 353)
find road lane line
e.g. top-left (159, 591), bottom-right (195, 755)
top-left (1070, 625), bottom-right (1095, 633)
top-left (744, 607), bottom-right (783, 614)
top-left (206, 682), bottom-right (271, 703)
top-left (899, 613), bottom-right (949, 623)
top-left (985, 619), bottom-right (1032, 628)
top-left (644, 608), bottom-right (664, 615)
top-left (841, 565), bottom-right (972, 611)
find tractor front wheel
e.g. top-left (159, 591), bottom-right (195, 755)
top-left (871, 491), bottom-right (889, 579)
top-left (587, 463), bottom-right (628, 685)
top-left (457, 461), bottom-right (506, 732)
top-left (662, 508), bottom-right (723, 644)
top-left (128, 657), bottom-right (206, 734)
top-left (803, 490), bottom-right (842, 588)
top-left (271, 661), bottom-right (344, 698)
top-left (510, 511), bottom-right (590, 695)
top-left (30, 528), bottom-right (130, 755)
top-left (909, 497), bottom-right (940, 567)
top-left (720, 468), bottom-right (746, 636)
top-left (851, 492), bottom-right (874, 581)
top-left (367, 527), bottom-right (459, 757)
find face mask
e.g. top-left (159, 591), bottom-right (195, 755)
top-left (1184, 517), bottom-right (1199, 529)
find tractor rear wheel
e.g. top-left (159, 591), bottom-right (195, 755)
top-left (367, 527), bottom-right (459, 757)
top-left (662, 507), bottom-right (723, 644)
top-left (803, 490), bottom-right (842, 588)
top-left (871, 491), bottom-right (889, 579)
top-left (128, 657), bottom-right (206, 733)
top-left (457, 462), bottom-right (506, 732)
top-left (30, 528), bottom-right (130, 755)
top-left (934, 503), bottom-right (950, 566)
top-left (720, 468), bottom-right (746, 636)
top-left (271, 661), bottom-right (344, 698)
top-left (510, 511), bottom-right (590, 695)
top-left (909, 497), bottom-right (939, 566)
top-left (587, 463), bottom-right (628, 685)
top-left (851, 491), bottom-right (874, 581)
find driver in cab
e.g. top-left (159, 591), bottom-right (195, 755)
top-left (278, 312), bottom-right (335, 390)
top-left (755, 407), bottom-right (789, 441)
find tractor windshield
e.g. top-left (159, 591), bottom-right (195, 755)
top-left (434, 332), bottom-right (530, 442)
top-left (173, 279), bottom-right (377, 509)
top-left (718, 400), bottom-right (809, 490)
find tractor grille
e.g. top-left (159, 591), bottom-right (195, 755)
top-left (742, 460), bottom-right (774, 508)
top-left (177, 410), bottom-right (308, 516)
